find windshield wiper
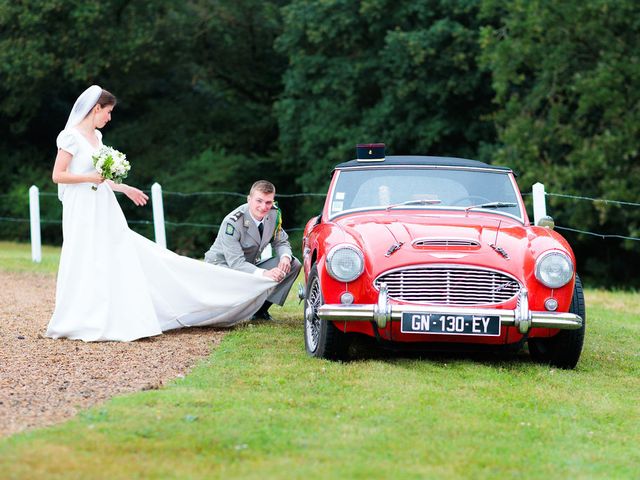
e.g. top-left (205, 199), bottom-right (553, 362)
top-left (386, 199), bottom-right (442, 211)
top-left (464, 202), bottom-right (517, 213)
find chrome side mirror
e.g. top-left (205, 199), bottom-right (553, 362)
top-left (536, 215), bottom-right (555, 229)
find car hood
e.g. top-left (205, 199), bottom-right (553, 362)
top-left (336, 212), bottom-right (559, 279)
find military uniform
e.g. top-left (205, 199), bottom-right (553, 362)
top-left (204, 203), bottom-right (302, 306)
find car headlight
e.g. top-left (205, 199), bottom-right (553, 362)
top-left (535, 251), bottom-right (573, 288)
top-left (326, 244), bottom-right (365, 282)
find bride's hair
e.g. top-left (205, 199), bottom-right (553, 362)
top-left (97, 89), bottom-right (117, 107)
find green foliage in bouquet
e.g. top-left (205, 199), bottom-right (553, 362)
top-left (92, 146), bottom-right (130, 184)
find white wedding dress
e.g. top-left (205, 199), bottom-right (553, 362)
top-left (46, 128), bottom-right (275, 341)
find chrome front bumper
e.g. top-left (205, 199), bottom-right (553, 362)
top-left (317, 284), bottom-right (583, 334)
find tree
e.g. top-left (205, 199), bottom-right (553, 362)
top-left (275, 0), bottom-right (496, 198)
top-left (480, 0), bottom-right (640, 285)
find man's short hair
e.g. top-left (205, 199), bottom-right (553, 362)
top-left (250, 180), bottom-right (276, 196)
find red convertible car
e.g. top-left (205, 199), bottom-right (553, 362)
top-left (301, 145), bottom-right (585, 368)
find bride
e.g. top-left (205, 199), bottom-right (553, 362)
top-left (47, 85), bottom-right (276, 341)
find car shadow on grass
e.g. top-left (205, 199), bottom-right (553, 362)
top-left (346, 334), bottom-right (536, 368)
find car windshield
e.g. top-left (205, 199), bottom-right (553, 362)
top-left (328, 167), bottom-right (523, 220)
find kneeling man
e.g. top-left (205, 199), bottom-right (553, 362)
top-left (204, 180), bottom-right (302, 321)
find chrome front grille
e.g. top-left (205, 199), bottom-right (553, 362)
top-left (374, 266), bottom-right (521, 305)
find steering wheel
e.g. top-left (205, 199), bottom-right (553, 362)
top-left (450, 195), bottom-right (493, 206)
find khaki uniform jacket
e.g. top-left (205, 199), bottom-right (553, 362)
top-left (204, 203), bottom-right (292, 274)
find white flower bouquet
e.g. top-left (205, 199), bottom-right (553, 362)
top-left (91, 145), bottom-right (130, 190)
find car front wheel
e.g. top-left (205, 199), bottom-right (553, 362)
top-left (528, 275), bottom-right (586, 369)
top-left (304, 263), bottom-right (349, 360)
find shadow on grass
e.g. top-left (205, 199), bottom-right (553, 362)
top-left (343, 333), bottom-right (537, 368)
top-left (254, 310), bottom-right (546, 370)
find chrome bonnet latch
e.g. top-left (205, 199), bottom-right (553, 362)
top-left (385, 242), bottom-right (404, 257)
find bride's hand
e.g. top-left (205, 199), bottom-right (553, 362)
top-left (124, 185), bottom-right (149, 206)
top-left (87, 172), bottom-right (105, 184)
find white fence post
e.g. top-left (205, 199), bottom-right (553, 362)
top-left (29, 185), bottom-right (42, 263)
top-left (151, 182), bottom-right (167, 248)
top-left (532, 182), bottom-right (547, 226)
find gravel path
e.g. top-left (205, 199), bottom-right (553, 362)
top-left (0, 271), bottom-right (225, 437)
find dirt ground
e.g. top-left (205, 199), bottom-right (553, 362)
top-left (0, 271), bottom-right (225, 438)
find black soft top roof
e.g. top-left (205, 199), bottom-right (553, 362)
top-left (335, 155), bottom-right (512, 172)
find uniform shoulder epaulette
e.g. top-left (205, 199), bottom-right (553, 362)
top-left (229, 209), bottom-right (244, 223)
top-left (224, 208), bottom-right (244, 236)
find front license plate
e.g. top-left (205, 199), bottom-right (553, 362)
top-left (401, 313), bottom-right (501, 336)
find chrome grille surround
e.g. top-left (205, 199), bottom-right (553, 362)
top-left (374, 264), bottom-right (521, 306)
top-left (412, 238), bottom-right (480, 248)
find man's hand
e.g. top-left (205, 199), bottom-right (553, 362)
top-left (264, 267), bottom-right (286, 282)
top-left (278, 256), bottom-right (291, 274)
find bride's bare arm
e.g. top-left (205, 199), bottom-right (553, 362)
top-left (108, 181), bottom-right (149, 206)
top-left (52, 149), bottom-right (104, 184)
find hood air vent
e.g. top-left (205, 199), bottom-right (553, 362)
top-left (412, 238), bottom-right (480, 248)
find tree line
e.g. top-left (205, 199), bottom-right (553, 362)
top-left (1, 0), bottom-right (639, 287)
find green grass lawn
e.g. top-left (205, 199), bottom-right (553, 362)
top-left (0, 241), bottom-right (60, 274)
top-left (1, 242), bottom-right (639, 479)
